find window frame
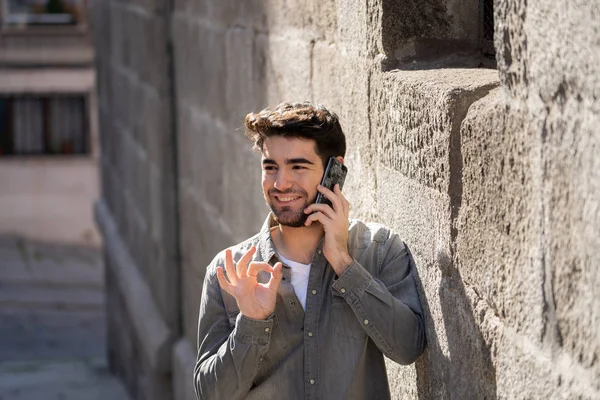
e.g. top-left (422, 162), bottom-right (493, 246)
top-left (0, 92), bottom-right (90, 157)
top-left (1, 0), bottom-right (88, 28)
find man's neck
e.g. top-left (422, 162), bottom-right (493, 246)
top-left (271, 223), bottom-right (324, 265)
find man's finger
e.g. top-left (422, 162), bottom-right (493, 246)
top-left (267, 262), bottom-right (283, 293)
top-left (237, 246), bottom-right (257, 277)
top-left (334, 184), bottom-right (351, 216)
top-left (216, 267), bottom-right (234, 296)
top-left (305, 211), bottom-right (330, 227)
top-left (317, 184), bottom-right (343, 212)
top-left (247, 261), bottom-right (273, 277)
top-left (304, 203), bottom-right (336, 219)
top-left (224, 249), bottom-right (238, 284)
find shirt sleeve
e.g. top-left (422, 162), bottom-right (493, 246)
top-left (193, 264), bottom-right (273, 400)
top-left (331, 233), bottom-right (426, 365)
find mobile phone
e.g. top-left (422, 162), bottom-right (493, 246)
top-left (314, 157), bottom-right (348, 207)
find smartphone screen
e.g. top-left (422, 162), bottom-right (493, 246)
top-left (314, 157), bottom-right (348, 207)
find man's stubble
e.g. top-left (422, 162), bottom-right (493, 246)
top-left (266, 189), bottom-right (315, 228)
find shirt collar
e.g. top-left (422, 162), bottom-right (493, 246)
top-left (258, 213), bottom-right (278, 263)
top-left (258, 213), bottom-right (327, 265)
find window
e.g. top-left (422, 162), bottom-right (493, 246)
top-left (480, 0), bottom-right (495, 60)
top-left (380, 0), bottom-right (496, 70)
top-left (3, 0), bottom-right (84, 26)
top-left (0, 94), bottom-right (89, 156)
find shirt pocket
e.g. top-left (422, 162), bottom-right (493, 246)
top-left (331, 293), bottom-right (367, 339)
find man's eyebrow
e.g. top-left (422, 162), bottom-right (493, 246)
top-left (286, 158), bottom-right (315, 165)
top-left (261, 158), bottom-right (315, 165)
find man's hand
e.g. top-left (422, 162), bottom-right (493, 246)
top-left (304, 184), bottom-right (353, 276)
top-left (216, 246), bottom-right (283, 320)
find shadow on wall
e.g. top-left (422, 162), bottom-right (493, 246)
top-left (413, 251), bottom-right (497, 399)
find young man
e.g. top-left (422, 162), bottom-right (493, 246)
top-left (194, 102), bottom-right (426, 400)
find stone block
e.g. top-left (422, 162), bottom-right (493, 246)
top-left (182, 252), bottom-right (204, 344)
top-left (336, 0), bottom-right (370, 56)
top-left (254, 33), bottom-right (313, 105)
top-left (171, 14), bottom-right (198, 105)
top-left (231, 0), bottom-right (269, 32)
top-left (116, 0), bottom-right (165, 15)
top-left (177, 105), bottom-right (227, 211)
top-left (542, 93), bottom-right (600, 378)
top-left (95, 200), bottom-right (174, 374)
top-left (221, 134), bottom-right (268, 243)
top-left (264, 0), bottom-right (315, 33)
top-left (224, 26), bottom-right (267, 132)
top-left (178, 185), bottom-right (236, 340)
top-left (172, 339), bottom-right (197, 400)
top-left (184, 22), bottom-right (228, 121)
top-left (494, 324), bottom-right (600, 399)
top-left (142, 15), bottom-right (170, 96)
top-left (108, 2), bottom-right (125, 67)
top-left (137, 89), bottom-right (171, 172)
top-left (371, 68), bottom-right (498, 194)
top-left (307, 0), bottom-right (337, 41)
top-left (173, 0), bottom-right (206, 16)
top-left (458, 88), bottom-right (546, 344)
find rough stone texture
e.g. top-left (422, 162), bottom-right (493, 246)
top-left (92, 0), bottom-right (600, 399)
top-left (90, 0), bottom-right (179, 398)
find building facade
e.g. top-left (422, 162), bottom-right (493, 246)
top-left (0, 0), bottom-right (100, 245)
top-left (91, 0), bottom-right (599, 399)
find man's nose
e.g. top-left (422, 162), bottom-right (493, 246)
top-left (274, 170), bottom-right (292, 190)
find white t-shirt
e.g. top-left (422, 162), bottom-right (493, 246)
top-left (278, 254), bottom-right (311, 310)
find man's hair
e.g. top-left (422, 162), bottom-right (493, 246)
top-left (245, 102), bottom-right (346, 165)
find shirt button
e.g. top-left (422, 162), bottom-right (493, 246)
top-left (317, 250), bottom-right (322, 255)
top-left (259, 357), bottom-right (264, 362)
top-left (340, 288), bottom-right (346, 294)
top-left (310, 379), bottom-right (315, 385)
top-left (264, 327), bottom-right (270, 333)
top-left (308, 332), bottom-right (313, 337)
top-left (312, 290), bottom-right (317, 295)
top-left (291, 301), bottom-right (296, 306)
top-left (363, 319), bottom-right (369, 325)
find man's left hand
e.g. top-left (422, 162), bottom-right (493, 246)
top-left (304, 184), bottom-right (353, 276)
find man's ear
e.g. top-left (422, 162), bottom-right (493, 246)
top-left (336, 156), bottom-right (344, 164)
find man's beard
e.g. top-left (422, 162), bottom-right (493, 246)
top-left (267, 188), bottom-right (314, 228)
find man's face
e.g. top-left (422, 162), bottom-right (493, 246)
top-left (261, 136), bottom-right (325, 227)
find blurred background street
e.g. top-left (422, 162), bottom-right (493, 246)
top-left (0, 0), bottom-right (599, 399)
top-left (0, 235), bottom-right (129, 399)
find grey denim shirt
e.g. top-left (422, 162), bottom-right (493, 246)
top-left (194, 215), bottom-right (425, 400)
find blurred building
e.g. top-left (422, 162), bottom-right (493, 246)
top-left (0, 0), bottom-right (99, 245)
top-left (91, 1), bottom-right (599, 400)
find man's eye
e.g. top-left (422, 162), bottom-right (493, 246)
top-left (263, 166), bottom-right (276, 171)
top-left (292, 166), bottom-right (306, 170)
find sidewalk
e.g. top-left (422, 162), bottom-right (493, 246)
top-left (0, 235), bottom-right (130, 400)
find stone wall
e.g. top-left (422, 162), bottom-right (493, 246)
top-left (91, 0), bottom-right (599, 399)
top-left (91, 0), bottom-right (179, 398)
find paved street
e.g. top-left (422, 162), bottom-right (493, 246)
top-left (0, 236), bottom-right (130, 400)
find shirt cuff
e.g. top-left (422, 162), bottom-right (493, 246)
top-left (233, 313), bottom-right (274, 344)
top-left (331, 259), bottom-right (373, 300)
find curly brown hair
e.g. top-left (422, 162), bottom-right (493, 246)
top-left (245, 102), bottom-right (346, 166)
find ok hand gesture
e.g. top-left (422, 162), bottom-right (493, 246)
top-left (216, 246), bottom-right (283, 320)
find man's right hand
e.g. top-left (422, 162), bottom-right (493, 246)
top-left (216, 246), bottom-right (283, 320)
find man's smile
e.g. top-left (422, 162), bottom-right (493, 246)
top-left (272, 194), bottom-right (303, 205)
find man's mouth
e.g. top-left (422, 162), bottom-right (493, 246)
top-left (273, 194), bottom-right (302, 204)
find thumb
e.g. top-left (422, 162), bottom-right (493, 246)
top-left (267, 262), bottom-right (283, 292)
